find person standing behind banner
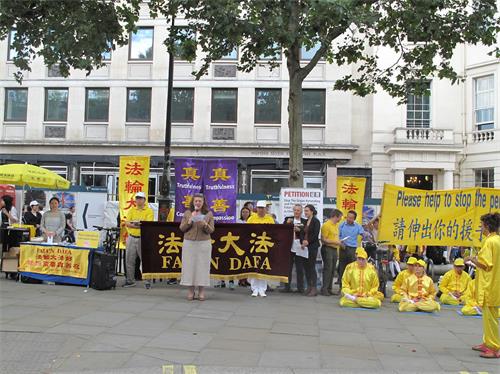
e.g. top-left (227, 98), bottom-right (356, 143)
top-left (247, 200), bottom-right (275, 297)
top-left (237, 207), bottom-right (251, 223)
top-left (338, 210), bottom-right (364, 289)
top-left (303, 204), bottom-right (321, 297)
top-left (40, 197), bottom-right (66, 243)
top-left (320, 209), bottom-right (343, 296)
top-left (179, 193), bottom-right (215, 301)
top-left (123, 192), bottom-right (153, 289)
top-left (281, 204), bottom-right (307, 293)
top-left (465, 212), bottom-right (500, 359)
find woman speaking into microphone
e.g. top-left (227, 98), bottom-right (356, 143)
top-left (179, 193), bottom-right (215, 301)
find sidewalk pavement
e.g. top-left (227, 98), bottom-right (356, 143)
top-left (0, 276), bottom-right (497, 374)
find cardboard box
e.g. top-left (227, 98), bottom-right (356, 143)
top-left (1, 258), bottom-right (18, 272)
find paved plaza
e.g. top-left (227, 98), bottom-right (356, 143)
top-left (0, 277), bottom-right (498, 374)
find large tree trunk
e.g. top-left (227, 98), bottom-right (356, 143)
top-left (287, 44), bottom-right (304, 188)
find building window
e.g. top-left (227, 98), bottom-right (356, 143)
top-left (301, 42), bottom-right (323, 61)
top-left (172, 88), bottom-right (194, 123)
top-left (259, 44), bottom-right (282, 60)
top-left (102, 41), bottom-right (112, 61)
top-left (475, 168), bottom-right (494, 188)
top-left (7, 30), bottom-right (17, 61)
top-left (126, 88), bottom-right (152, 122)
top-left (173, 27), bottom-right (195, 61)
top-left (474, 75), bottom-right (494, 131)
top-left (255, 89), bottom-right (281, 124)
top-left (211, 88), bottom-right (237, 123)
top-left (221, 48), bottom-right (238, 60)
top-left (406, 82), bottom-right (431, 128)
top-left (302, 89), bottom-right (325, 124)
top-left (45, 88), bottom-right (68, 122)
top-left (129, 27), bottom-right (154, 60)
top-left (4, 88), bottom-right (28, 122)
top-left (85, 88), bottom-right (110, 122)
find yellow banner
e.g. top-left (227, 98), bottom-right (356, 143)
top-left (336, 177), bottom-right (366, 224)
top-left (378, 184), bottom-right (500, 246)
top-left (19, 244), bottom-right (89, 278)
top-left (119, 156), bottom-right (150, 221)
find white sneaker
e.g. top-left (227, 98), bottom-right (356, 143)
top-left (259, 290), bottom-right (267, 297)
top-left (251, 290), bottom-right (258, 297)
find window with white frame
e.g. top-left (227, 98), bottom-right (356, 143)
top-left (45, 88), bottom-right (69, 122)
top-left (4, 88), bottom-right (28, 122)
top-left (126, 88), bottom-right (151, 122)
top-left (85, 88), bottom-right (110, 122)
top-left (129, 27), bottom-right (154, 60)
top-left (406, 82), bottom-right (431, 128)
top-left (475, 168), bottom-right (494, 188)
top-left (474, 75), bottom-right (494, 131)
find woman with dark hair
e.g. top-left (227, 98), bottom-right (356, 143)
top-left (237, 206), bottom-right (251, 223)
top-left (179, 193), bottom-right (215, 301)
top-left (1, 195), bottom-right (19, 226)
top-left (303, 204), bottom-right (321, 297)
top-left (40, 197), bottom-right (66, 242)
top-left (466, 212), bottom-right (500, 359)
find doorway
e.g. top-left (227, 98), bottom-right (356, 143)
top-left (404, 174), bottom-right (434, 190)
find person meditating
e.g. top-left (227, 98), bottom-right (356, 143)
top-left (339, 248), bottom-right (384, 309)
top-left (461, 277), bottom-right (482, 316)
top-left (439, 258), bottom-right (471, 305)
top-left (399, 259), bottom-right (440, 312)
top-left (391, 256), bottom-right (417, 303)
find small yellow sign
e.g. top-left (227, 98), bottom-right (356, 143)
top-left (76, 231), bottom-right (100, 249)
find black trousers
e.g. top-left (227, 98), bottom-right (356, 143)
top-left (305, 245), bottom-right (319, 289)
top-left (338, 246), bottom-right (356, 289)
top-left (285, 252), bottom-right (305, 291)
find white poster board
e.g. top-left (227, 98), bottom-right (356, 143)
top-left (280, 188), bottom-right (324, 223)
top-left (75, 192), bottom-right (107, 230)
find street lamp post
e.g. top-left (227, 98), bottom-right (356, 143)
top-left (158, 16), bottom-right (175, 221)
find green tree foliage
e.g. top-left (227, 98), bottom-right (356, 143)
top-left (2, 0), bottom-right (498, 186)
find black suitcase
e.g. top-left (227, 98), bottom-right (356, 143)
top-left (91, 252), bottom-right (117, 290)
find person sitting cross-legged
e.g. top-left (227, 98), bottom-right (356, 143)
top-left (399, 259), bottom-right (440, 313)
top-left (461, 277), bottom-right (483, 316)
top-left (391, 256), bottom-right (417, 303)
top-left (339, 248), bottom-right (384, 309)
top-left (439, 258), bottom-right (471, 305)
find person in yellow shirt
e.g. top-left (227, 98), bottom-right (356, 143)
top-left (439, 258), bottom-right (471, 305)
top-left (340, 248), bottom-right (384, 309)
top-left (399, 259), bottom-right (440, 313)
top-left (246, 200), bottom-right (275, 297)
top-left (391, 257), bottom-right (417, 303)
top-left (123, 192), bottom-right (154, 288)
top-left (461, 277), bottom-right (482, 316)
top-left (320, 209), bottom-right (343, 296)
top-left (465, 212), bottom-right (500, 359)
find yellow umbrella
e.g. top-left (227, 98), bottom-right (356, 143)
top-left (0, 163), bottom-right (70, 190)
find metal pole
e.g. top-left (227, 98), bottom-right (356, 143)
top-left (158, 15), bottom-right (175, 221)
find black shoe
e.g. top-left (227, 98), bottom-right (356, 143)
top-left (122, 282), bottom-right (136, 288)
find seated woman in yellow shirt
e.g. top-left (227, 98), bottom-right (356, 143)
top-left (340, 248), bottom-right (384, 309)
top-left (439, 258), bottom-right (471, 305)
top-left (391, 257), bottom-right (417, 303)
top-left (399, 259), bottom-right (440, 312)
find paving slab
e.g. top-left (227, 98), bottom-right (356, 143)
top-left (258, 350), bottom-right (321, 369)
top-left (196, 348), bottom-right (261, 367)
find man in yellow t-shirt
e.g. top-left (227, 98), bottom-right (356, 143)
top-left (320, 209), bottom-right (343, 296)
top-left (247, 200), bottom-right (275, 297)
top-left (123, 192), bottom-right (154, 288)
top-left (439, 258), bottom-right (471, 305)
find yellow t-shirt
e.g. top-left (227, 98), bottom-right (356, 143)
top-left (127, 206), bottom-right (154, 237)
top-left (321, 219), bottom-right (339, 248)
top-left (247, 214), bottom-right (275, 224)
top-left (476, 233), bottom-right (500, 307)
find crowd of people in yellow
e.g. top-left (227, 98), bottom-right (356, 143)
top-left (123, 191), bottom-right (500, 360)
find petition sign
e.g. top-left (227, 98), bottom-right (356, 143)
top-left (378, 184), bottom-right (500, 246)
top-left (280, 188), bottom-right (323, 223)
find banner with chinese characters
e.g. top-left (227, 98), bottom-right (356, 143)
top-left (18, 244), bottom-right (90, 279)
top-left (140, 222), bottom-right (293, 282)
top-left (204, 159), bottom-right (237, 223)
top-left (378, 184), bottom-right (500, 246)
top-left (119, 156), bottom-right (150, 221)
top-left (336, 177), bottom-right (366, 224)
top-left (174, 158), bottom-right (204, 222)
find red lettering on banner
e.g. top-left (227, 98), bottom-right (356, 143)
top-left (341, 183), bottom-right (359, 195)
top-left (125, 162), bottom-right (145, 176)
